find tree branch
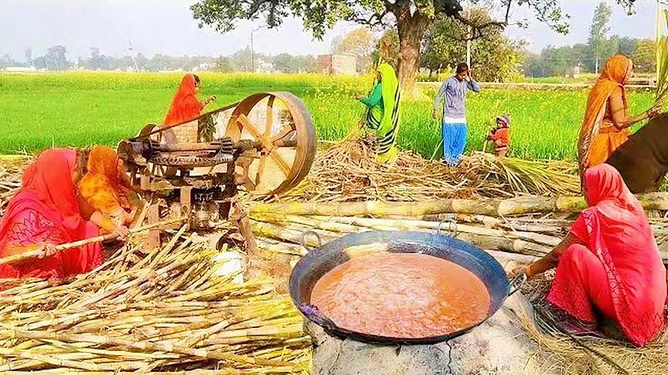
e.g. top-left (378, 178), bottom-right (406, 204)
top-left (504, 0), bottom-right (513, 22)
top-left (383, 0), bottom-right (398, 13)
top-left (353, 9), bottom-right (391, 28)
top-left (453, 12), bottom-right (507, 41)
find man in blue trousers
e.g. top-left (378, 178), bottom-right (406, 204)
top-left (432, 63), bottom-right (481, 165)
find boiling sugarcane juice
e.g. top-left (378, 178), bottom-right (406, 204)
top-left (310, 245), bottom-right (491, 338)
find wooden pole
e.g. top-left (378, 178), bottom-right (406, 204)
top-left (0, 217), bottom-right (186, 266)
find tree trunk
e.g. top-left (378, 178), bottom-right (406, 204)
top-left (394, 3), bottom-right (430, 97)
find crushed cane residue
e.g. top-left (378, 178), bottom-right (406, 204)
top-left (310, 251), bottom-right (491, 338)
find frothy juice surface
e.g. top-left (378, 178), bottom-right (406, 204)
top-left (310, 252), bottom-right (491, 338)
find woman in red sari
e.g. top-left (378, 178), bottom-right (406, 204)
top-left (164, 74), bottom-right (215, 126)
top-left (520, 164), bottom-right (666, 347)
top-left (0, 148), bottom-right (130, 280)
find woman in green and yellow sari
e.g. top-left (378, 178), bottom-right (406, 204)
top-left (357, 63), bottom-right (401, 164)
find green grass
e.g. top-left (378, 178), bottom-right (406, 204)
top-left (519, 74), bottom-right (600, 85)
top-left (0, 72), bottom-right (655, 160)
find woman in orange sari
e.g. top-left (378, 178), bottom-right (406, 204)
top-left (0, 147), bottom-right (133, 280)
top-left (578, 55), bottom-right (661, 176)
top-left (78, 146), bottom-right (136, 230)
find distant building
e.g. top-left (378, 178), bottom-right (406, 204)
top-left (193, 62), bottom-right (213, 72)
top-left (4, 66), bottom-right (37, 72)
top-left (316, 54), bottom-right (356, 75)
top-left (564, 66), bottom-right (581, 78)
top-left (256, 58), bottom-right (275, 73)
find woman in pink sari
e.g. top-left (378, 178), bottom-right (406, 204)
top-left (0, 148), bottom-right (129, 280)
top-left (521, 164), bottom-right (666, 347)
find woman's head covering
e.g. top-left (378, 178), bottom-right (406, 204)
top-left (21, 149), bottom-right (82, 231)
top-left (496, 115), bottom-right (511, 128)
top-left (86, 146), bottom-right (121, 186)
top-left (0, 148), bottom-right (103, 279)
top-left (578, 55), bottom-right (633, 176)
top-left (78, 146), bottom-right (125, 216)
top-left (584, 163), bottom-right (641, 213)
top-left (601, 55), bottom-right (633, 85)
top-left (163, 74), bottom-right (204, 126)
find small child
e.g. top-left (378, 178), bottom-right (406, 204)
top-left (488, 115), bottom-right (510, 158)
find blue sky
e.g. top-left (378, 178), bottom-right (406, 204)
top-left (0, 0), bottom-right (661, 61)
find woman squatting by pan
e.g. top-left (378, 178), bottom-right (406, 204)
top-left (519, 164), bottom-right (666, 347)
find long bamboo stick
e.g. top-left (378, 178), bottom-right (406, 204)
top-left (0, 217), bottom-right (186, 266)
top-left (250, 193), bottom-right (668, 217)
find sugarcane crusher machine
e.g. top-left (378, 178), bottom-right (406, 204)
top-left (116, 92), bottom-right (317, 251)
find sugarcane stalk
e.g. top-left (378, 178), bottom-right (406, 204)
top-left (0, 347), bottom-right (103, 371)
top-left (0, 328), bottom-right (293, 367)
top-left (251, 221), bottom-right (335, 248)
top-left (256, 239), bottom-right (307, 256)
top-left (486, 250), bottom-right (538, 268)
top-left (403, 213), bottom-right (568, 234)
top-left (0, 217), bottom-right (186, 266)
top-left (252, 213), bottom-right (558, 248)
top-left (251, 193), bottom-right (668, 217)
top-left (294, 215), bottom-right (563, 247)
top-left (1, 369), bottom-right (299, 374)
top-left (253, 216), bottom-right (551, 257)
top-left (253, 213), bottom-right (366, 234)
top-left (0, 216), bottom-right (310, 374)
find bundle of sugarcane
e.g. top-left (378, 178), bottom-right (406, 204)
top-left (0, 155), bottom-right (31, 215)
top-left (253, 213), bottom-right (668, 258)
top-left (250, 195), bottom-right (668, 265)
top-left (0, 228), bottom-right (310, 374)
top-left (466, 152), bottom-right (580, 196)
top-left (269, 137), bottom-right (580, 204)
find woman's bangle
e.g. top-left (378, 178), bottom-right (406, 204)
top-left (110, 208), bottom-right (126, 226)
top-left (524, 265), bottom-right (532, 278)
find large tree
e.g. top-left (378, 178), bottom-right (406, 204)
top-left (613, 36), bottom-right (638, 56)
top-left (631, 39), bottom-right (657, 73)
top-left (191, 0), bottom-right (636, 92)
top-left (46, 45), bottom-right (68, 71)
top-left (273, 53), bottom-right (299, 73)
top-left (421, 7), bottom-right (524, 82)
top-left (331, 27), bottom-right (376, 72)
top-left (588, 2), bottom-right (615, 73)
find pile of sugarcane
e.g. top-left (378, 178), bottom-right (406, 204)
top-left (248, 193), bottom-right (668, 263)
top-left (272, 137), bottom-right (580, 203)
top-left (0, 227), bottom-right (310, 374)
top-left (0, 155), bottom-right (29, 215)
